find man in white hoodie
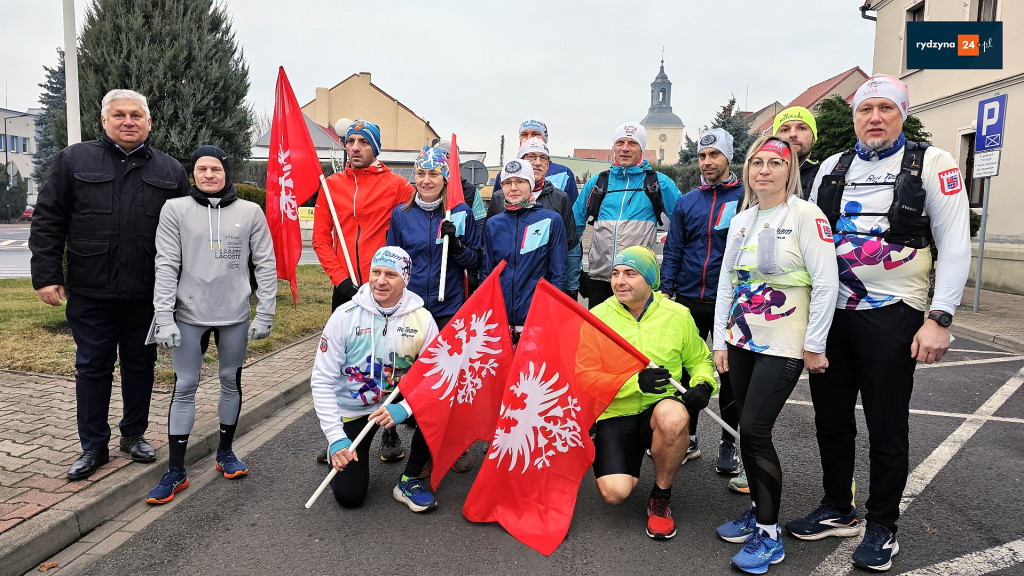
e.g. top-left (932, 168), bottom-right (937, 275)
top-left (310, 246), bottom-right (441, 512)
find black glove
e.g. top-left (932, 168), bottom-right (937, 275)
top-left (440, 220), bottom-right (464, 254)
top-left (334, 278), bottom-right (358, 303)
top-left (681, 381), bottom-right (713, 412)
top-left (637, 366), bottom-right (672, 394)
top-left (578, 270), bottom-right (591, 300)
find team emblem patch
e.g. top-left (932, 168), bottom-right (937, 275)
top-left (938, 168), bottom-right (963, 195)
top-left (505, 160), bottom-right (522, 173)
top-left (319, 336), bottom-right (329, 353)
top-left (816, 219), bottom-right (833, 242)
top-left (699, 134), bottom-right (718, 147)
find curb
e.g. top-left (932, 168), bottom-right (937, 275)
top-left (952, 325), bottom-right (1024, 354)
top-left (0, 335), bottom-right (317, 576)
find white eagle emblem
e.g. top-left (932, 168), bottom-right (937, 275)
top-left (420, 310), bottom-right (503, 405)
top-left (490, 361), bottom-right (582, 473)
top-left (276, 139), bottom-right (298, 223)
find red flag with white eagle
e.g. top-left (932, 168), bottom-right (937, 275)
top-left (266, 66), bottom-right (321, 304)
top-left (462, 279), bottom-right (649, 556)
top-left (402, 261), bottom-right (512, 490)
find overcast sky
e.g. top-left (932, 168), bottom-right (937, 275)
top-left (5, 0), bottom-right (876, 160)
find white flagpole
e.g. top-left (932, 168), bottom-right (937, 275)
top-left (304, 386), bottom-right (403, 509)
top-left (319, 174), bottom-right (357, 283)
top-left (438, 209), bottom-right (452, 302)
top-left (648, 361), bottom-right (739, 440)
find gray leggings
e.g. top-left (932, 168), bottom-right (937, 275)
top-left (168, 321), bottom-right (248, 436)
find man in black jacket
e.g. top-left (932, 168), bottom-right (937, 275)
top-left (30, 89), bottom-right (191, 480)
top-left (771, 106), bottom-right (821, 200)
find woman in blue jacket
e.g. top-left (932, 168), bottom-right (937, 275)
top-left (387, 146), bottom-right (481, 329)
top-left (482, 159), bottom-right (566, 336)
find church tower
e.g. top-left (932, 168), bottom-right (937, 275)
top-left (640, 56), bottom-right (685, 165)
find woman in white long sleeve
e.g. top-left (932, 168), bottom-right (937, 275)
top-left (710, 136), bottom-right (839, 574)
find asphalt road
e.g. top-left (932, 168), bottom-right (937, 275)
top-left (52, 337), bottom-right (1024, 575)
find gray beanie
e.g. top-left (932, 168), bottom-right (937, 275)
top-left (697, 128), bottom-right (734, 163)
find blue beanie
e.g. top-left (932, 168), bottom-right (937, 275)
top-left (345, 119), bottom-right (382, 156)
top-left (612, 246), bottom-right (660, 290)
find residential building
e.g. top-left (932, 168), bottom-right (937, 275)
top-left (750, 67), bottom-right (869, 136)
top-left (1, 108), bottom-right (39, 205)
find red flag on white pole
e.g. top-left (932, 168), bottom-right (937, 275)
top-left (402, 261), bottom-right (513, 490)
top-left (266, 66), bottom-right (321, 304)
top-left (462, 280), bottom-right (650, 556)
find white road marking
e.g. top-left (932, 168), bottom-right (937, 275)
top-left (896, 536), bottom-right (1024, 575)
top-left (0, 239), bottom-right (14, 245)
top-left (810, 367), bottom-right (1024, 576)
top-left (797, 355), bottom-right (1024, 381)
top-left (786, 399), bottom-right (1024, 425)
top-left (947, 348), bottom-right (1016, 355)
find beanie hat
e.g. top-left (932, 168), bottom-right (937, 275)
top-left (415, 146), bottom-right (449, 180)
top-left (519, 118), bottom-right (548, 141)
top-left (612, 246), bottom-right (660, 290)
top-left (345, 119), bottom-right (382, 156)
top-left (853, 74), bottom-right (909, 120)
top-left (612, 121), bottom-right (647, 151)
top-left (499, 159), bottom-right (535, 190)
top-left (192, 145), bottom-right (230, 178)
top-left (697, 128), bottom-right (734, 163)
top-left (371, 246), bottom-right (411, 286)
top-left (517, 137), bottom-right (550, 159)
top-left (772, 106), bottom-right (818, 140)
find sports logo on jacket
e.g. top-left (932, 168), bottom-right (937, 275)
top-left (938, 168), bottom-right (963, 195)
top-left (319, 336), bottom-right (329, 353)
top-left (815, 219), bottom-right (834, 242)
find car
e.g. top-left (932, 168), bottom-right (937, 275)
top-left (20, 206), bottom-right (34, 220)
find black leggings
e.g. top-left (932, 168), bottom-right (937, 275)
top-left (676, 297), bottom-right (736, 441)
top-left (330, 416), bottom-right (431, 508)
top-left (728, 345), bottom-right (804, 525)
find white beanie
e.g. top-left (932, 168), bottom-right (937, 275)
top-left (612, 121), bottom-right (647, 151)
top-left (852, 74), bottom-right (910, 121)
top-left (499, 159), bottom-right (535, 190)
top-left (697, 128), bottom-right (735, 163)
top-left (517, 137), bottom-right (550, 159)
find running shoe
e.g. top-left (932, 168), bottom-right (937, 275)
top-left (146, 467), bottom-right (189, 504)
top-left (851, 521), bottom-right (899, 571)
top-left (379, 427), bottom-right (405, 462)
top-left (451, 449), bottom-right (473, 472)
top-left (646, 496), bottom-right (676, 539)
top-left (786, 502), bottom-right (861, 540)
top-left (717, 506), bottom-right (757, 543)
top-left (682, 436), bottom-right (701, 464)
top-left (215, 450), bottom-right (248, 479)
top-left (729, 468), bottom-right (750, 494)
top-left (393, 477), bottom-right (438, 513)
top-left (316, 448), bottom-right (329, 464)
top-left (716, 439), bottom-right (740, 474)
top-left (731, 527), bottom-right (785, 574)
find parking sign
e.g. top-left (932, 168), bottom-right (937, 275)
top-left (976, 94), bottom-right (1007, 152)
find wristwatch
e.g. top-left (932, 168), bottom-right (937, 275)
top-left (927, 310), bottom-right (953, 328)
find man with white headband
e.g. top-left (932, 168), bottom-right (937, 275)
top-left (787, 74), bottom-right (971, 572)
top-left (572, 121), bottom-right (682, 308)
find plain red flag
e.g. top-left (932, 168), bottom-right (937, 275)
top-left (402, 261), bottom-right (512, 491)
top-left (445, 133), bottom-right (464, 208)
top-left (266, 66), bottom-right (322, 304)
top-left (462, 279), bottom-right (651, 556)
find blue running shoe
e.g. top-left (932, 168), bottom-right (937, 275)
top-left (851, 521), bottom-right (899, 571)
top-left (731, 527), bottom-right (785, 574)
top-left (786, 502), bottom-right (861, 540)
top-left (717, 506), bottom-right (757, 543)
top-left (393, 477), bottom-right (437, 513)
top-left (716, 440), bottom-right (740, 475)
top-left (215, 450), bottom-right (249, 479)
top-left (146, 467), bottom-right (189, 504)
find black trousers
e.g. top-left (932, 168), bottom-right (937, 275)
top-left (729, 346), bottom-right (803, 525)
top-left (65, 293), bottom-right (157, 451)
top-left (330, 415), bottom-right (430, 508)
top-left (676, 296), bottom-right (737, 441)
top-left (587, 278), bottom-right (613, 310)
top-left (808, 302), bottom-right (922, 532)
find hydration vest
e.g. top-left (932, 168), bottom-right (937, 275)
top-left (816, 141), bottom-right (932, 249)
top-left (585, 169), bottom-right (665, 226)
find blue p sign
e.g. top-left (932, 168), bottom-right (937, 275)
top-left (976, 94), bottom-right (1007, 152)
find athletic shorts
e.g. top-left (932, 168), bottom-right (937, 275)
top-left (592, 397), bottom-right (681, 478)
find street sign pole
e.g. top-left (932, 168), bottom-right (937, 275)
top-left (971, 94), bottom-right (1007, 312)
top-left (973, 177), bottom-right (989, 313)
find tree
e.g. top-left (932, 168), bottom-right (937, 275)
top-left (710, 97), bottom-right (756, 162)
top-left (0, 164), bottom-right (29, 222)
top-left (78, 0), bottom-right (253, 164)
top-left (677, 133), bottom-right (698, 165)
top-left (812, 94), bottom-right (932, 160)
top-left (32, 49), bottom-right (68, 184)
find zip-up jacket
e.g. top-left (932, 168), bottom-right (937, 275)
top-left (312, 161), bottom-right (414, 286)
top-left (660, 176), bottom-right (744, 302)
top-left (592, 292), bottom-right (716, 420)
top-left (30, 135), bottom-right (191, 299)
top-left (310, 285), bottom-right (438, 447)
top-left (482, 204), bottom-right (567, 326)
top-left (799, 156), bottom-right (821, 200)
top-left (487, 180), bottom-right (579, 250)
top-left (572, 160), bottom-right (682, 281)
top-left (387, 201), bottom-right (482, 318)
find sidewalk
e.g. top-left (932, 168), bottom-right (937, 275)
top-left (1, 287), bottom-right (1022, 575)
top-left (0, 335), bottom-right (320, 576)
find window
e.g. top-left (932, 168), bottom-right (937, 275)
top-left (0, 135), bottom-right (4, 152)
top-left (8, 135), bottom-right (16, 154)
top-left (908, 2), bottom-right (925, 22)
top-left (977, 0), bottom-right (997, 21)
top-left (20, 137), bottom-right (29, 153)
top-left (961, 133), bottom-right (986, 208)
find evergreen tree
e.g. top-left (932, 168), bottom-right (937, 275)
top-left (710, 97), bottom-right (755, 161)
top-left (78, 0), bottom-right (252, 164)
top-left (812, 94), bottom-right (932, 160)
top-left (677, 133), bottom-right (698, 165)
top-left (32, 49), bottom-right (68, 183)
top-left (0, 164), bottom-right (29, 222)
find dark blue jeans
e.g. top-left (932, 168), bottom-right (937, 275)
top-left (65, 293), bottom-right (157, 451)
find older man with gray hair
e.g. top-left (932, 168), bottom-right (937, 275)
top-left (30, 89), bottom-right (191, 480)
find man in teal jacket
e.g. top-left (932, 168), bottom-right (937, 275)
top-left (590, 246), bottom-right (716, 541)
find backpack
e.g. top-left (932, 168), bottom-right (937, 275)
top-left (585, 169), bottom-right (665, 226)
